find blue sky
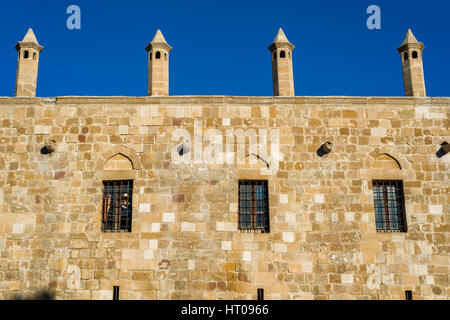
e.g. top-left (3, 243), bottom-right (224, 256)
top-left (0, 0), bottom-right (449, 97)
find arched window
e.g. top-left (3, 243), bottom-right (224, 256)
top-left (289, 52), bottom-right (291, 59)
top-left (412, 51), bottom-right (418, 59)
top-left (98, 146), bottom-right (142, 233)
top-left (403, 52), bottom-right (408, 61)
top-left (24, 50), bottom-right (29, 59)
top-left (149, 52), bottom-right (152, 61)
top-left (33, 52), bottom-right (36, 60)
top-left (273, 52), bottom-right (277, 60)
top-left (164, 53), bottom-right (167, 61)
top-left (280, 50), bottom-right (286, 58)
top-left (155, 51), bottom-right (161, 59)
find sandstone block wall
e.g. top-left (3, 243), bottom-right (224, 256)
top-left (0, 96), bottom-right (448, 300)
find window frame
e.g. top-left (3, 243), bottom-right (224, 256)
top-left (101, 180), bottom-right (133, 232)
top-left (372, 180), bottom-right (407, 233)
top-left (238, 180), bottom-right (270, 233)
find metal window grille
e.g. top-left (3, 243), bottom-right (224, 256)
top-left (102, 180), bottom-right (133, 232)
top-left (372, 180), bottom-right (407, 232)
top-left (238, 180), bottom-right (269, 233)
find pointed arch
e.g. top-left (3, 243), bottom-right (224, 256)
top-left (373, 153), bottom-right (401, 170)
top-left (237, 151), bottom-right (281, 177)
top-left (362, 147), bottom-right (412, 171)
top-left (97, 145), bottom-right (141, 171)
top-left (243, 153), bottom-right (270, 169)
top-left (360, 146), bottom-right (416, 181)
top-left (104, 154), bottom-right (133, 170)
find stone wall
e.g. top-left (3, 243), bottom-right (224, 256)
top-left (0, 96), bottom-right (448, 300)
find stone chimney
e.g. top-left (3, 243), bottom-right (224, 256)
top-left (145, 29), bottom-right (172, 96)
top-left (15, 28), bottom-right (44, 97)
top-left (397, 29), bottom-right (426, 97)
top-left (268, 28), bottom-right (295, 96)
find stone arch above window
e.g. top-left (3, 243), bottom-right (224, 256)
top-left (104, 154), bottom-right (133, 170)
top-left (242, 153), bottom-right (270, 168)
top-left (360, 147), bottom-right (415, 181)
top-left (97, 145), bottom-right (141, 171)
top-left (373, 154), bottom-right (401, 170)
top-left (237, 153), bottom-right (279, 177)
top-left (366, 148), bottom-right (411, 171)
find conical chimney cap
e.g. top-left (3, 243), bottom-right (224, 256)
top-left (15, 28), bottom-right (44, 52)
top-left (145, 29), bottom-right (172, 52)
top-left (397, 28), bottom-right (424, 52)
top-left (268, 28), bottom-right (295, 51)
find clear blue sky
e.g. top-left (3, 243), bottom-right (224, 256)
top-left (0, 0), bottom-right (449, 97)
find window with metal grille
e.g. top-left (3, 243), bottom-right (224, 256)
top-left (238, 180), bottom-right (269, 233)
top-left (372, 180), bottom-right (407, 232)
top-left (102, 180), bottom-right (133, 232)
